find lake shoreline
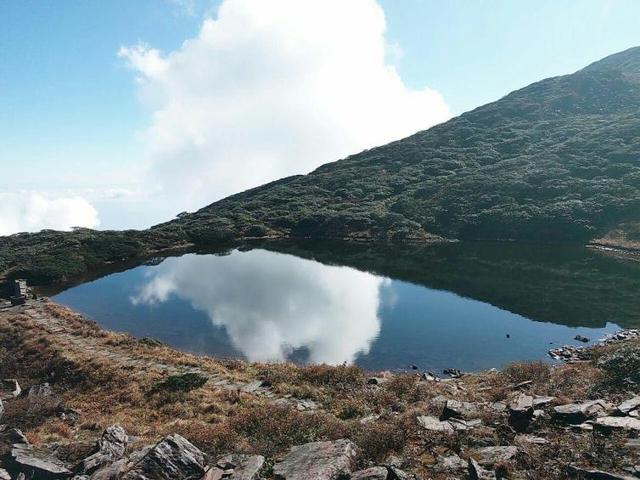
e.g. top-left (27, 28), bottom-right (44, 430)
top-left (1, 298), bottom-right (640, 479)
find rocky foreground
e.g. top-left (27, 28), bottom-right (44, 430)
top-left (1, 300), bottom-right (640, 479)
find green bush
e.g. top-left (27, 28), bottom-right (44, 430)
top-left (597, 345), bottom-right (640, 389)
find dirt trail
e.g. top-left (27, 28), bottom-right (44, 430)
top-left (1, 300), bottom-right (318, 410)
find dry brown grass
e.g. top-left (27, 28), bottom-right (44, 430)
top-left (2, 300), bottom-right (639, 478)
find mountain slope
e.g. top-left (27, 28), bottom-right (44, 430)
top-left (3, 47), bottom-right (640, 286)
top-left (161, 46), bottom-right (640, 245)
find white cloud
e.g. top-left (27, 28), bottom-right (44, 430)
top-left (132, 249), bottom-right (384, 364)
top-left (120, 0), bottom-right (451, 212)
top-left (0, 192), bottom-right (100, 235)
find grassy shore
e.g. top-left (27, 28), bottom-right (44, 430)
top-left (1, 299), bottom-right (640, 479)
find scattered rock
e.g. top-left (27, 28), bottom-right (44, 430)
top-left (436, 454), bottom-right (467, 472)
top-left (387, 466), bottom-right (414, 480)
top-left (28, 382), bottom-right (53, 398)
top-left (5, 428), bottom-right (29, 444)
top-left (549, 345), bottom-right (589, 363)
top-left (0, 399), bottom-right (3, 421)
top-left (0, 469), bottom-right (10, 480)
top-left (90, 458), bottom-right (130, 480)
top-left (410, 365), bottom-right (418, 370)
top-left (421, 372), bottom-right (439, 382)
top-left (443, 368), bottom-right (462, 378)
top-left (617, 396), bottom-right (640, 415)
top-left (0, 379), bottom-right (21, 400)
top-left (514, 434), bottom-right (549, 445)
top-left (11, 443), bottom-right (72, 479)
top-left (417, 415), bottom-right (453, 433)
top-left (349, 466), bottom-right (388, 480)
top-left (80, 425), bottom-right (128, 474)
top-left (533, 396), bottom-right (555, 407)
top-left (509, 394), bottom-right (534, 431)
top-left (417, 414), bottom-right (482, 433)
top-left (442, 400), bottom-right (481, 420)
top-left (567, 464), bottom-right (635, 479)
top-left (273, 439), bottom-right (357, 480)
top-left (592, 416), bottom-right (640, 431)
top-left (215, 453), bottom-right (265, 480)
top-left (575, 335), bottom-right (590, 343)
top-left (470, 446), bottom-right (519, 467)
top-left (553, 400), bottom-right (612, 424)
top-left (468, 458), bottom-right (495, 480)
top-left (512, 380), bottom-right (533, 390)
top-left (122, 434), bottom-right (206, 480)
top-left (202, 468), bottom-right (225, 480)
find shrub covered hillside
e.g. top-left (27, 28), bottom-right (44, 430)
top-left (165, 46), bottom-right (640, 244)
top-left (2, 47), bottom-right (640, 286)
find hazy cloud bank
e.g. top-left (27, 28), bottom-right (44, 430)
top-left (120, 0), bottom-right (450, 212)
top-left (0, 192), bottom-right (99, 236)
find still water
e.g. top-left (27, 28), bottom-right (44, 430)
top-left (52, 242), bottom-right (638, 372)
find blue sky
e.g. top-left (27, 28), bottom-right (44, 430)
top-left (1, 0), bottom-right (639, 232)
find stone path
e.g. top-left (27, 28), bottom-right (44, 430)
top-left (3, 301), bottom-right (318, 411)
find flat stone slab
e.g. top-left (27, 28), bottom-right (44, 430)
top-left (553, 400), bottom-right (611, 423)
top-left (273, 439), bottom-right (357, 480)
top-left (216, 453), bottom-right (265, 479)
top-left (470, 446), bottom-right (519, 466)
top-left (350, 466), bottom-right (389, 479)
top-left (11, 444), bottom-right (72, 477)
top-left (592, 416), bottom-right (640, 431)
top-left (617, 396), bottom-right (640, 415)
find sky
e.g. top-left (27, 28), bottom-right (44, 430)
top-left (1, 0), bottom-right (639, 233)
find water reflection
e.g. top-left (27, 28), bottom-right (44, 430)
top-left (51, 242), bottom-right (639, 371)
top-left (131, 250), bottom-right (386, 364)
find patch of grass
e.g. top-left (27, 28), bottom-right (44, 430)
top-left (154, 373), bottom-right (209, 393)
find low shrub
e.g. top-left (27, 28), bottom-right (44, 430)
top-left (154, 373), bottom-right (208, 393)
top-left (597, 344), bottom-right (640, 390)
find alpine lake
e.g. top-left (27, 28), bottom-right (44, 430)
top-left (50, 241), bottom-right (640, 373)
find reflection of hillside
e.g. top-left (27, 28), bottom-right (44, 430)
top-left (260, 240), bottom-right (640, 329)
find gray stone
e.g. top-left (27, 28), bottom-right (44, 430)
top-left (89, 458), bottom-right (129, 480)
top-left (0, 399), bottom-right (3, 422)
top-left (122, 434), bottom-right (206, 480)
top-left (202, 468), bottom-right (225, 480)
top-left (532, 396), bottom-right (555, 407)
top-left (350, 466), bottom-right (389, 480)
top-left (387, 466), bottom-right (414, 480)
top-left (6, 428), bottom-right (29, 444)
top-left (28, 382), bottom-right (53, 398)
top-left (592, 416), bottom-right (640, 431)
top-left (470, 446), bottom-right (519, 467)
top-left (80, 425), bottom-right (129, 474)
top-left (449, 417), bottom-right (482, 431)
top-left (417, 415), bottom-right (454, 433)
top-left (442, 400), bottom-right (481, 420)
top-left (436, 454), bottom-right (467, 471)
top-left (509, 393), bottom-right (534, 431)
top-left (216, 453), bottom-right (265, 480)
top-left (553, 400), bottom-right (611, 423)
top-left (468, 458), bottom-right (495, 480)
top-left (11, 443), bottom-right (72, 478)
top-left (514, 434), bottom-right (549, 445)
top-left (567, 464), bottom-right (635, 479)
top-left (617, 396), bottom-right (640, 415)
top-left (0, 468), bottom-right (10, 480)
top-left (273, 439), bottom-right (357, 480)
top-left (0, 379), bottom-right (21, 400)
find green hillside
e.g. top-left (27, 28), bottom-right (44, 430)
top-left (165, 46), bottom-right (640, 244)
top-left (2, 47), bottom-right (640, 286)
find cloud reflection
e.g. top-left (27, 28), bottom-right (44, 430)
top-left (131, 250), bottom-right (386, 364)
